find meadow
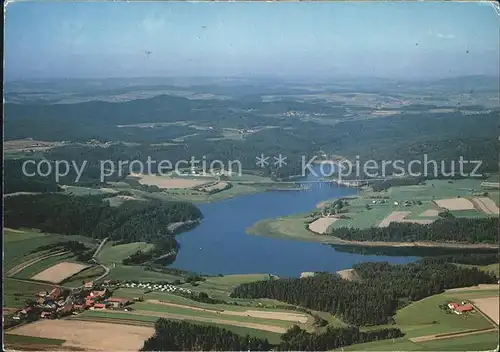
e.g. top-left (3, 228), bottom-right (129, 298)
top-left (72, 310), bottom-right (283, 344)
top-left (344, 286), bottom-right (499, 351)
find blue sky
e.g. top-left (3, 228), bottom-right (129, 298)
top-left (5, 1), bottom-right (499, 80)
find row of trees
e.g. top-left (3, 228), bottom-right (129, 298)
top-left (328, 217), bottom-right (499, 244)
top-left (419, 252), bottom-right (499, 266)
top-left (142, 319), bottom-right (272, 351)
top-left (231, 261), bottom-right (497, 326)
top-left (141, 319), bottom-right (405, 351)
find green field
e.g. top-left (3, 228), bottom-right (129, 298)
top-left (97, 242), bottom-right (155, 266)
top-left (458, 263), bottom-right (500, 277)
top-left (75, 310), bottom-right (283, 344)
top-left (13, 252), bottom-right (77, 279)
top-left (247, 213), bottom-right (342, 244)
top-left (344, 288), bottom-right (498, 351)
top-left (449, 209), bottom-right (492, 218)
top-left (4, 229), bottom-right (98, 272)
top-left (4, 334), bottom-right (65, 346)
top-left (391, 292), bottom-right (493, 337)
top-left (131, 302), bottom-right (296, 329)
top-left (105, 265), bottom-right (183, 283)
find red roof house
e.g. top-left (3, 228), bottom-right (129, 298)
top-left (106, 297), bottom-right (131, 307)
top-left (93, 303), bottom-right (109, 309)
top-left (456, 305), bottom-right (474, 313)
top-left (448, 302), bottom-right (459, 309)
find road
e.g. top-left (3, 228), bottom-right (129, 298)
top-left (92, 237), bottom-right (109, 258)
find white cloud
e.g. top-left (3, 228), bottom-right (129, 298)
top-left (428, 29), bottom-right (455, 40)
top-left (436, 33), bottom-right (455, 40)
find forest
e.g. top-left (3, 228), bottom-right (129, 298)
top-left (3, 193), bottom-right (203, 257)
top-left (328, 217), bottom-right (499, 244)
top-left (141, 318), bottom-right (404, 351)
top-left (4, 159), bottom-right (62, 193)
top-left (142, 319), bottom-right (272, 351)
top-left (230, 261), bottom-right (497, 326)
top-left (5, 92), bottom-right (500, 181)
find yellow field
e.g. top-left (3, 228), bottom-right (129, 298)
top-left (31, 262), bottom-right (90, 283)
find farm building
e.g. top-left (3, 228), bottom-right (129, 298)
top-left (454, 305), bottom-right (474, 314)
top-left (106, 297), bottom-right (131, 308)
top-left (93, 303), bottom-right (110, 309)
top-left (448, 302), bottom-right (459, 310)
top-left (84, 281), bottom-right (94, 288)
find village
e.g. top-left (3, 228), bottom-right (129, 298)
top-left (7, 279), bottom-right (194, 327)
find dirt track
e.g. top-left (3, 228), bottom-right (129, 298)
top-left (8, 319), bottom-right (154, 351)
top-left (6, 250), bottom-right (70, 277)
top-left (104, 308), bottom-right (288, 333)
top-left (146, 299), bottom-right (309, 323)
top-left (409, 327), bottom-right (498, 343)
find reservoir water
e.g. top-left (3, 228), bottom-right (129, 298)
top-left (172, 167), bottom-right (417, 277)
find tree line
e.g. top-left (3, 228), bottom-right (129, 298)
top-left (418, 252), bottom-right (499, 266)
top-left (141, 318), bottom-right (405, 351)
top-left (328, 217), bottom-right (499, 244)
top-left (331, 243), bottom-right (498, 258)
top-left (230, 261), bottom-right (497, 326)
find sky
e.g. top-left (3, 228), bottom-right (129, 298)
top-left (4, 1), bottom-right (500, 80)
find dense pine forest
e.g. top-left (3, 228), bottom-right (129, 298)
top-left (141, 319), bottom-right (405, 351)
top-left (142, 319), bottom-right (272, 351)
top-left (329, 217), bottom-right (499, 244)
top-left (3, 193), bottom-right (203, 257)
top-left (230, 261), bottom-right (497, 326)
top-left (4, 159), bottom-right (62, 193)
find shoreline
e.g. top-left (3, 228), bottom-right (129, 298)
top-left (247, 218), bottom-right (499, 250)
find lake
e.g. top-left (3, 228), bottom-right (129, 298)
top-left (171, 167), bottom-right (417, 277)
